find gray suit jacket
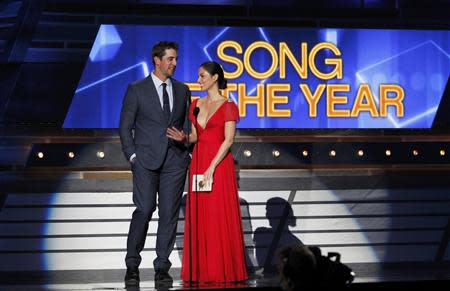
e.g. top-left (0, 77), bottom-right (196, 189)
top-left (119, 75), bottom-right (191, 170)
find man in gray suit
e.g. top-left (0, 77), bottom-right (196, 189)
top-left (119, 41), bottom-right (191, 287)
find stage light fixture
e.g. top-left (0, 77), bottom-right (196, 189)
top-left (243, 150), bottom-right (252, 158)
top-left (302, 150), bottom-right (308, 157)
top-left (37, 152), bottom-right (44, 159)
top-left (357, 150), bottom-right (364, 157)
top-left (272, 150), bottom-right (280, 158)
top-left (67, 151), bottom-right (75, 158)
top-left (329, 150), bottom-right (336, 157)
top-left (97, 151), bottom-right (105, 159)
top-left (385, 149), bottom-right (391, 156)
top-left (412, 149), bottom-right (419, 156)
top-left (440, 149), bottom-right (446, 156)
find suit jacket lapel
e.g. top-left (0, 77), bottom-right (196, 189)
top-left (170, 79), bottom-right (181, 124)
top-left (143, 76), bottom-right (166, 122)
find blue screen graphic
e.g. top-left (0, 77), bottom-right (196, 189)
top-left (64, 25), bottom-right (450, 129)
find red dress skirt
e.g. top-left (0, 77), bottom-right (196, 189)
top-left (181, 99), bottom-right (248, 282)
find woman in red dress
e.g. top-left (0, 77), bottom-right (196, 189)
top-left (166, 61), bottom-right (248, 283)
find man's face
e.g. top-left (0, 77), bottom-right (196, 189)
top-left (154, 48), bottom-right (178, 78)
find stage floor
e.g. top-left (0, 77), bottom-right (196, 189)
top-left (1, 264), bottom-right (450, 291)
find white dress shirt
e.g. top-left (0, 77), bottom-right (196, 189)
top-left (151, 72), bottom-right (174, 111)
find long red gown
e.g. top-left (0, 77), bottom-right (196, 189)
top-left (181, 99), bottom-right (248, 282)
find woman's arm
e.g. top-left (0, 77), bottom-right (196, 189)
top-left (187, 123), bottom-right (198, 144)
top-left (203, 120), bottom-right (236, 182)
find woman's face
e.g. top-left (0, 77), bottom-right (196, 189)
top-left (197, 67), bottom-right (217, 91)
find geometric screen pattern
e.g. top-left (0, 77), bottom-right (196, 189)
top-left (64, 25), bottom-right (450, 128)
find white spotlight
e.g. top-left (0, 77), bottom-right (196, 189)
top-left (97, 151), bottom-right (105, 159)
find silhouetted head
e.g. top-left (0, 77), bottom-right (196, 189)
top-left (266, 197), bottom-right (296, 228)
top-left (278, 245), bottom-right (317, 291)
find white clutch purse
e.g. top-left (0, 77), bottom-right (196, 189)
top-left (192, 174), bottom-right (213, 192)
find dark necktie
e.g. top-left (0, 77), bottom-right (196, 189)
top-left (162, 82), bottom-right (171, 123)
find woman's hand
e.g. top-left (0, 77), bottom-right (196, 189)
top-left (203, 165), bottom-right (215, 184)
top-left (166, 126), bottom-right (186, 142)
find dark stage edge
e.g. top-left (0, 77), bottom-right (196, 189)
top-left (1, 263), bottom-right (450, 291)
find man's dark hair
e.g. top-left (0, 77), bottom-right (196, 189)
top-left (151, 41), bottom-right (179, 66)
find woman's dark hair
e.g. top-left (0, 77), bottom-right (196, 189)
top-left (200, 61), bottom-right (227, 89)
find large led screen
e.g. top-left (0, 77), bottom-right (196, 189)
top-left (64, 25), bottom-right (450, 129)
